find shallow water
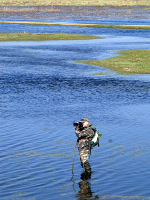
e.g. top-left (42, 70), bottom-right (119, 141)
top-left (0, 9), bottom-right (150, 200)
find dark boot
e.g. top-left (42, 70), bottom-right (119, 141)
top-left (81, 171), bottom-right (91, 180)
top-left (83, 161), bottom-right (91, 174)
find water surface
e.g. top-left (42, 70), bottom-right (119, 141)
top-left (0, 12), bottom-right (150, 200)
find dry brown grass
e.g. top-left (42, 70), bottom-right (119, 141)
top-left (0, 7), bottom-right (59, 12)
top-left (0, 0), bottom-right (150, 6)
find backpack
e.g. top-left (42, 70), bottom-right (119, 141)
top-left (90, 128), bottom-right (102, 148)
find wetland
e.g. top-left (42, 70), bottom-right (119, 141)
top-left (0, 5), bottom-right (150, 200)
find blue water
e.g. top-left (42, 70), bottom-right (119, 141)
top-left (0, 7), bottom-right (150, 200)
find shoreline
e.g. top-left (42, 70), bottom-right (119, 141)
top-left (1, 21), bottom-right (150, 30)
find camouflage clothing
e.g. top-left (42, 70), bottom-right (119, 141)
top-left (75, 124), bottom-right (95, 164)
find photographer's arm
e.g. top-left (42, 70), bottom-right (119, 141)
top-left (75, 127), bottom-right (94, 139)
top-left (75, 126), bottom-right (81, 138)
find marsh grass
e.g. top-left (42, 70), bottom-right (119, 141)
top-left (0, 0), bottom-right (150, 6)
top-left (0, 7), bottom-right (59, 12)
top-left (0, 32), bottom-right (101, 41)
top-left (78, 50), bottom-right (150, 74)
top-left (86, 24), bottom-right (150, 30)
top-left (1, 21), bottom-right (150, 30)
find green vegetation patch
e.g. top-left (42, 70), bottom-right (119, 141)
top-left (85, 24), bottom-right (150, 30)
top-left (0, 32), bottom-right (101, 41)
top-left (78, 50), bottom-right (150, 74)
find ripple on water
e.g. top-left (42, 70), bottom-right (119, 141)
top-left (0, 21), bottom-right (150, 199)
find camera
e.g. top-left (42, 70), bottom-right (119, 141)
top-left (73, 122), bottom-right (79, 126)
top-left (73, 122), bottom-right (83, 129)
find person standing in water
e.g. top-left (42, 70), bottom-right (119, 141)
top-left (74, 118), bottom-right (95, 173)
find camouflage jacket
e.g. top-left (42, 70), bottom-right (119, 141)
top-left (75, 124), bottom-right (95, 151)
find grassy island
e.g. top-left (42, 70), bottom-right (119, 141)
top-left (78, 50), bottom-right (150, 74)
top-left (0, 32), bottom-right (101, 41)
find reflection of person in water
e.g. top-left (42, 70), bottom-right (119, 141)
top-left (78, 180), bottom-right (92, 199)
top-left (77, 172), bottom-right (99, 200)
